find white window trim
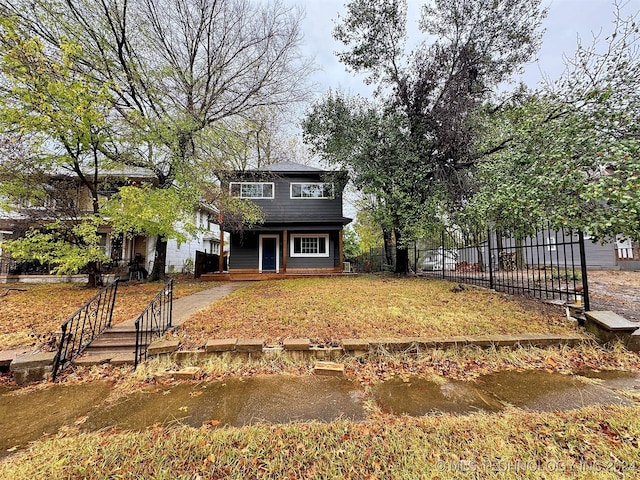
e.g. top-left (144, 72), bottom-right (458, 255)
top-left (616, 235), bottom-right (633, 259)
top-left (290, 234), bottom-right (330, 258)
top-left (259, 234), bottom-right (280, 273)
top-left (230, 182), bottom-right (275, 199)
top-left (546, 236), bottom-right (557, 251)
top-left (290, 182), bottom-right (334, 199)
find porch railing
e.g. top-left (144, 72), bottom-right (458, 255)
top-left (52, 280), bottom-right (119, 380)
top-left (134, 279), bottom-right (173, 369)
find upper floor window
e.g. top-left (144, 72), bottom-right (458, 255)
top-left (230, 182), bottom-right (274, 199)
top-left (290, 182), bottom-right (334, 199)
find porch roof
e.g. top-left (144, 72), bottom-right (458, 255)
top-left (241, 220), bottom-right (351, 232)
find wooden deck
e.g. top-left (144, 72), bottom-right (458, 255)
top-left (200, 270), bottom-right (354, 282)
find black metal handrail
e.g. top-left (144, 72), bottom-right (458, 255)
top-left (134, 279), bottom-right (173, 369)
top-left (52, 280), bottom-right (119, 380)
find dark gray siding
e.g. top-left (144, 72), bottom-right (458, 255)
top-left (229, 230), bottom-right (341, 271)
top-left (247, 175), bottom-right (345, 223)
top-left (286, 231), bottom-right (340, 269)
top-left (226, 168), bottom-right (349, 272)
top-left (229, 232), bottom-right (259, 269)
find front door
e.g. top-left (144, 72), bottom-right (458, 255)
top-left (261, 236), bottom-right (277, 272)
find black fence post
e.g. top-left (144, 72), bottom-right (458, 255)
top-left (578, 231), bottom-right (590, 311)
top-left (487, 227), bottom-right (494, 290)
top-left (441, 227), bottom-right (445, 280)
top-left (168, 278), bottom-right (174, 328)
top-left (52, 323), bottom-right (67, 381)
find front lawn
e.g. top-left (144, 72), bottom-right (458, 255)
top-left (1, 274), bottom-right (638, 479)
top-left (178, 276), bottom-right (575, 347)
top-left (0, 278), bottom-right (214, 350)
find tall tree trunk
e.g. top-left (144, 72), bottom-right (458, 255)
top-left (475, 240), bottom-right (485, 273)
top-left (86, 260), bottom-right (102, 287)
top-left (515, 237), bottom-right (525, 270)
top-left (149, 237), bottom-right (167, 281)
top-left (382, 228), bottom-right (394, 266)
top-left (394, 229), bottom-right (409, 275)
top-left (496, 234), bottom-right (505, 270)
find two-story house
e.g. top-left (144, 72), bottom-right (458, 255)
top-left (208, 161), bottom-right (352, 279)
top-left (0, 168), bottom-right (223, 280)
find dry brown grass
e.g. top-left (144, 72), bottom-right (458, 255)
top-left (0, 278), bottom-right (213, 350)
top-left (176, 276), bottom-right (575, 347)
top-left (1, 404), bottom-right (639, 479)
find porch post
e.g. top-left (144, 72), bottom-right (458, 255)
top-left (339, 228), bottom-right (344, 272)
top-left (282, 230), bottom-right (288, 273)
top-left (218, 231), bottom-right (225, 272)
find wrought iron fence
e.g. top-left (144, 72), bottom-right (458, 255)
top-left (356, 224), bottom-right (590, 310)
top-left (52, 280), bottom-right (119, 380)
top-left (419, 225), bottom-right (590, 309)
top-left (134, 279), bottom-right (173, 369)
top-left (352, 246), bottom-right (396, 273)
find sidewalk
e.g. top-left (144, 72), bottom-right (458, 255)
top-left (171, 282), bottom-right (252, 327)
top-left (117, 281), bottom-right (252, 329)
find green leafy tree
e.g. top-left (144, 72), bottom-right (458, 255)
top-left (353, 207), bottom-right (384, 253)
top-left (342, 226), bottom-right (360, 262)
top-left (0, 14), bottom-right (116, 285)
top-left (2, 0), bottom-right (313, 280)
top-left (101, 185), bottom-right (198, 275)
top-left (468, 5), bottom-right (640, 242)
top-left (2, 217), bottom-right (109, 275)
top-left (304, 0), bottom-right (545, 273)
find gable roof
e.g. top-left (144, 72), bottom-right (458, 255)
top-left (255, 161), bottom-right (323, 173)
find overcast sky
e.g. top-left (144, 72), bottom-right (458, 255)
top-left (288, 0), bottom-right (638, 99)
top-left (281, 0), bottom-right (638, 216)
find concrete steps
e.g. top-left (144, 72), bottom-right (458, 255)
top-left (74, 352), bottom-right (136, 366)
top-left (584, 311), bottom-right (640, 350)
top-left (75, 324), bottom-right (145, 366)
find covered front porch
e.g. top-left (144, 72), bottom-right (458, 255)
top-left (205, 225), bottom-right (348, 280)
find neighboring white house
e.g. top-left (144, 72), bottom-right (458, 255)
top-left (131, 208), bottom-right (225, 276)
top-left (0, 169), bottom-right (225, 279)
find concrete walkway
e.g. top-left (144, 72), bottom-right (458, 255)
top-left (170, 282), bottom-right (252, 327)
top-left (114, 281), bottom-right (252, 329)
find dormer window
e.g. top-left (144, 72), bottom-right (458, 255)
top-left (230, 182), bottom-right (274, 199)
top-left (290, 182), bottom-right (334, 199)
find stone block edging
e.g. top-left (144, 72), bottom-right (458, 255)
top-left (149, 333), bottom-right (594, 364)
top-left (0, 332), bottom-right (599, 383)
top-left (584, 311), bottom-right (640, 350)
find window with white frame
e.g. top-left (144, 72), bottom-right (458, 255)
top-left (546, 236), bottom-right (557, 251)
top-left (229, 182), bottom-right (274, 199)
top-left (290, 182), bottom-right (333, 199)
top-left (290, 234), bottom-right (329, 257)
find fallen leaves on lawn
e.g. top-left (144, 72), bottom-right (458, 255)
top-left (179, 276), bottom-right (574, 347)
top-left (0, 278), bottom-right (214, 350)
